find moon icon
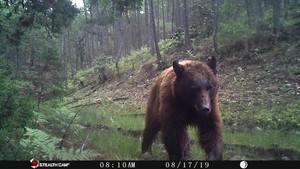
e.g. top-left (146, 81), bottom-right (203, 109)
top-left (240, 160), bottom-right (248, 169)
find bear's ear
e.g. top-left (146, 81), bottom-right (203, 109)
top-left (173, 60), bottom-right (185, 77)
top-left (207, 56), bottom-right (217, 75)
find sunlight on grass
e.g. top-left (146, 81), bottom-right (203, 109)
top-left (88, 130), bottom-right (141, 160)
top-left (112, 115), bottom-right (145, 131)
top-left (224, 128), bottom-right (300, 150)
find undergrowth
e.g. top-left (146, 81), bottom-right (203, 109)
top-left (20, 127), bottom-right (100, 160)
top-left (19, 105), bottom-right (100, 160)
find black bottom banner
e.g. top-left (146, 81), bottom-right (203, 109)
top-left (1, 160), bottom-right (299, 169)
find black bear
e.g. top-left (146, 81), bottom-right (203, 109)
top-left (141, 57), bottom-right (223, 160)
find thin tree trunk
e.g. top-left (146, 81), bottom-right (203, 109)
top-left (61, 27), bottom-right (68, 90)
top-left (83, 0), bottom-right (88, 68)
top-left (273, 0), bottom-right (281, 44)
top-left (149, 0), bottom-right (162, 64)
top-left (212, 0), bottom-right (220, 54)
top-left (90, 29), bottom-right (95, 65)
top-left (171, 0), bottom-right (175, 34)
top-left (183, 0), bottom-right (191, 48)
top-left (30, 34), bottom-right (35, 69)
top-left (156, 0), bottom-right (160, 41)
top-left (144, 0), bottom-right (154, 54)
top-left (175, 0), bottom-right (182, 28)
top-left (86, 31), bottom-right (90, 66)
top-left (162, 0), bottom-right (166, 39)
top-left (14, 46), bottom-right (19, 79)
top-left (67, 28), bottom-right (74, 77)
top-left (137, 10), bottom-right (143, 49)
top-left (115, 19), bottom-right (125, 77)
top-left (243, 30), bottom-right (249, 57)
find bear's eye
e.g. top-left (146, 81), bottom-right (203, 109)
top-left (191, 86), bottom-right (201, 92)
top-left (207, 85), bottom-right (213, 90)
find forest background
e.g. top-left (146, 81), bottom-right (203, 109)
top-left (0, 0), bottom-right (300, 160)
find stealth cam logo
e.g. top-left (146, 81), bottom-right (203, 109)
top-left (30, 158), bottom-right (39, 168)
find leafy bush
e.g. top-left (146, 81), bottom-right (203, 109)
top-left (20, 127), bottom-right (100, 160)
top-left (0, 56), bottom-right (34, 160)
top-left (19, 105), bottom-right (101, 160)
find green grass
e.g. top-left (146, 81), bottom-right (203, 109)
top-left (87, 130), bottom-right (141, 160)
top-left (224, 128), bottom-right (300, 150)
top-left (118, 47), bottom-right (154, 73)
top-left (112, 115), bottom-right (145, 131)
top-left (78, 102), bottom-right (145, 131)
top-left (222, 99), bottom-right (300, 130)
top-left (74, 102), bottom-right (300, 160)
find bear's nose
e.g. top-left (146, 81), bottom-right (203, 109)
top-left (201, 106), bottom-right (211, 115)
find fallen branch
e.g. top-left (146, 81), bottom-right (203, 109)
top-left (80, 129), bottom-right (92, 152)
top-left (120, 113), bottom-right (145, 117)
top-left (112, 97), bottom-right (129, 101)
top-left (70, 101), bottom-right (102, 108)
top-left (66, 81), bottom-right (97, 96)
top-left (61, 98), bottom-right (80, 107)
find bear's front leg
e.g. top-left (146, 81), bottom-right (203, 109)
top-left (198, 117), bottom-right (223, 160)
top-left (161, 121), bottom-right (189, 160)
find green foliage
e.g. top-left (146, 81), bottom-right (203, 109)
top-left (218, 10), bottom-right (255, 48)
top-left (158, 39), bottom-right (176, 55)
top-left (222, 99), bottom-right (300, 130)
top-left (73, 67), bottom-right (94, 81)
top-left (118, 47), bottom-right (153, 72)
top-left (20, 127), bottom-right (100, 160)
top-left (224, 128), bottom-right (300, 150)
top-left (88, 130), bottom-right (140, 160)
top-left (49, 0), bottom-right (80, 32)
top-left (80, 102), bottom-right (144, 130)
top-left (34, 105), bottom-right (85, 138)
top-left (112, 0), bottom-right (143, 15)
top-left (189, 0), bottom-right (214, 38)
top-left (18, 105), bottom-right (101, 160)
top-left (0, 56), bottom-right (34, 160)
top-left (252, 100), bottom-right (300, 129)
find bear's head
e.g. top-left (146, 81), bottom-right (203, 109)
top-left (172, 57), bottom-right (218, 115)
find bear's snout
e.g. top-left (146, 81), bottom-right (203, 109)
top-left (195, 92), bottom-right (211, 115)
top-left (201, 105), bottom-right (211, 114)
top-left (194, 102), bottom-right (211, 115)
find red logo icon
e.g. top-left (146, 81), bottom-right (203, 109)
top-left (30, 158), bottom-right (39, 168)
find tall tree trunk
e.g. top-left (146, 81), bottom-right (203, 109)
top-left (61, 27), bottom-right (68, 90)
top-left (245, 0), bottom-right (261, 29)
top-left (156, 0), bottom-right (160, 41)
top-left (212, 0), bottom-right (220, 54)
top-left (132, 10), bottom-right (140, 50)
top-left (83, 0), bottom-right (88, 68)
top-left (162, 0), bottom-right (166, 39)
top-left (67, 28), bottom-right (74, 77)
top-left (175, 0), bottom-right (182, 29)
top-left (171, 0), bottom-right (175, 34)
top-left (273, 0), bottom-right (281, 44)
top-left (137, 10), bottom-right (143, 49)
top-left (144, 0), bottom-right (154, 54)
top-left (30, 34), bottom-right (35, 69)
top-left (14, 46), bottom-right (19, 79)
top-left (183, 0), bottom-right (191, 48)
top-left (114, 19), bottom-right (125, 77)
top-left (149, 0), bottom-right (162, 66)
top-left (90, 28), bottom-right (95, 65)
top-left (243, 30), bottom-right (249, 57)
top-left (245, 0), bottom-right (252, 18)
top-left (86, 31), bottom-right (90, 67)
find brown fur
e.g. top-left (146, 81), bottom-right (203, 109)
top-left (141, 58), bottom-right (223, 160)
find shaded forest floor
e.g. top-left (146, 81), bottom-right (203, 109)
top-left (59, 35), bottom-right (300, 160)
